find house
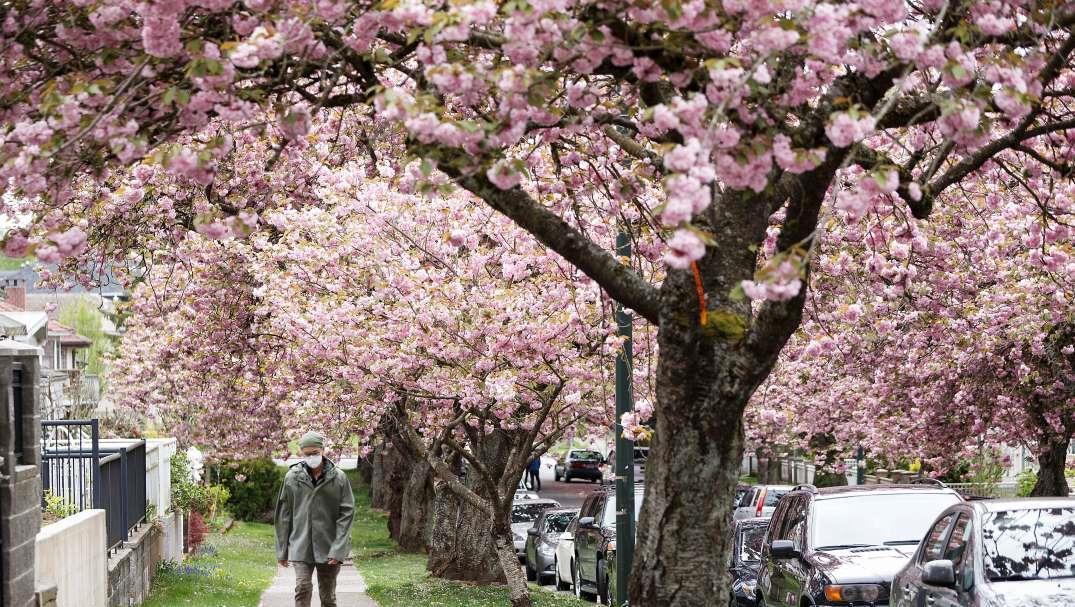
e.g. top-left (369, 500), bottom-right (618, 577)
top-left (0, 279), bottom-right (97, 419)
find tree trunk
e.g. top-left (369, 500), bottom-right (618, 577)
top-left (1032, 436), bottom-right (1071, 497)
top-left (398, 458), bottom-right (434, 552)
top-left (356, 455), bottom-right (374, 487)
top-left (426, 480), bottom-right (505, 583)
top-left (382, 442), bottom-right (411, 542)
top-left (494, 522), bottom-right (533, 607)
top-left (370, 446), bottom-right (387, 510)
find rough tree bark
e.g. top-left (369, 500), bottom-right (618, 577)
top-left (1031, 436), bottom-right (1072, 497)
top-left (369, 445), bottom-right (387, 510)
top-left (398, 457), bottom-right (434, 552)
top-left (382, 441), bottom-right (411, 542)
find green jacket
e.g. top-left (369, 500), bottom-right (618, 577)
top-left (274, 459), bottom-right (355, 563)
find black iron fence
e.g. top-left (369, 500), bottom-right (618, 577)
top-left (40, 420), bottom-right (147, 551)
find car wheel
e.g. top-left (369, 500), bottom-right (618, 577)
top-left (555, 557), bottom-right (571, 591)
top-left (599, 559), bottom-right (612, 605)
top-left (564, 473), bottom-right (572, 483)
top-left (573, 557), bottom-right (594, 600)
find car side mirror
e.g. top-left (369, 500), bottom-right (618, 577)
top-left (922, 560), bottom-right (956, 587)
top-left (771, 540), bottom-right (801, 560)
top-left (527, 527), bottom-right (539, 537)
top-left (578, 516), bottom-right (596, 528)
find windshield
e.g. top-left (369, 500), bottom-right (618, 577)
top-left (571, 450), bottom-right (602, 461)
top-left (512, 503), bottom-right (553, 524)
top-left (739, 524), bottom-right (768, 563)
top-left (811, 493), bottom-right (961, 549)
top-left (982, 508), bottom-right (1075, 581)
top-left (544, 512), bottom-right (576, 534)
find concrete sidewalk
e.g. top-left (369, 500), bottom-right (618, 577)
top-left (258, 562), bottom-right (378, 607)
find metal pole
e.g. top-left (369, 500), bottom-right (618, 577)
top-left (614, 228), bottom-right (635, 607)
top-left (856, 446), bottom-right (866, 486)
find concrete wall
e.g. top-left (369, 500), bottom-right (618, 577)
top-left (159, 510), bottom-right (183, 564)
top-left (36, 510), bottom-right (108, 607)
top-left (144, 439), bottom-right (176, 515)
top-left (107, 523), bottom-right (160, 607)
top-left (0, 351), bottom-right (44, 607)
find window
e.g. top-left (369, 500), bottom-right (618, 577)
top-left (512, 503), bottom-right (554, 524)
top-left (921, 514), bottom-right (956, 563)
top-left (570, 450), bottom-right (602, 461)
top-left (784, 497), bottom-right (807, 550)
top-left (544, 512), bottom-right (575, 533)
top-left (811, 493), bottom-right (962, 551)
top-left (765, 489), bottom-right (788, 507)
top-left (982, 508), bottom-right (1075, 581)
top-left (739, 523), bottom-right (769, 563)
top-left (945, 514), bottom-right (973, 589)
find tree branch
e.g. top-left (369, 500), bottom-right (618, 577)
top-left (441, 163), bottom-right (661, 324)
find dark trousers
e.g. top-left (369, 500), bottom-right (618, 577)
top-left (293, 562), bottom-right (341, 607)
top-left (527, 469), bottom-right (541, 491)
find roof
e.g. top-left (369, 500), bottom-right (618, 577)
top-left (974, 497), bottom-right (1075, 512)
top-left (544, 507), bottom-right (580, 515)
top-left (0, 338), bottom-right (42, 356)
top-left (810, 484), bottom-right (961, 499)
top-left (0, 310), bottom-right (48, 338)
top-left (46, 319), bottom-right (92, 347)
top-left (0, 265), bottom-right (127, 297)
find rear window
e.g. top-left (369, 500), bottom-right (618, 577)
top-left (513, 503), bottom-right (554, 524)
top-left (982, 507), bottom-right (1075, 581)
top-left (764, 490), bottom-right (788, 507)
top-left (544, 512), bottom-right (576, 533)
top-left (571, 450), bottom-right (602, 461)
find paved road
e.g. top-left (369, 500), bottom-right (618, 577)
top-left (259, 561), bottom-right (377, 607)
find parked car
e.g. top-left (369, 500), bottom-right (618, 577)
top-left (756, 483), bottom-right (963, 607)
top-left (602, 446), bottom-right (650, 483)
top-left (575, 485), bottom-right (645, 603)
top-left (525, 507), bottom-right (579, 583)
top-left (555, 513), bottom-right (579, 592)
top-left (555, 449), bottom-right (604, 483)
top-left (891, 497), bottom-right (1075, 607)
top-left (733, 485), bottom-right (793, 521)
top-left (511, 498), bottom-right (560, 560)
top-left (729, 517), bottom-right (770, 607)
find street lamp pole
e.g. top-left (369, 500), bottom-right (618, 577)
top-left (614, 227), bottom-right (635, 607)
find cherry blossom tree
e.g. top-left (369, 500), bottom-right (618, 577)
top-left (110, 177), bottom-right (655, 604)
top-left (750, 164), bottom-right (1074, 494)
top-left (6, 0), bottom-right (1075, 602)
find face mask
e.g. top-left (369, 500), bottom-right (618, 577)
top-left (304, 454), bottom-right (323, 469)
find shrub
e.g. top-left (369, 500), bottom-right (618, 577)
top-left (185, 510), bottom-right (209, 553)
top-left (171, 449), bottom-right (231, 517)
top-left (212, 458), bottom-right (285, 522)
top-left (1017, 470), bottom-right (1038, 497)
top-left (42, 490), bottom-right (77, 524)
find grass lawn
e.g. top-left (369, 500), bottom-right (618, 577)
top-left (143, 520), bottom-right (277, 607)
top-left (347, 471), bottom-right (589, 607)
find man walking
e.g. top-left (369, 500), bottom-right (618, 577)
top-left (275, 431), bottom-right (355, 607)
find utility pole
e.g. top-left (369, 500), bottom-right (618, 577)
top-left (614, 227), bottom-right (635, 607)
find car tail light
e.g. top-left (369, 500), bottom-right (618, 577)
top-left (755, 488), bottom-right (767, 517)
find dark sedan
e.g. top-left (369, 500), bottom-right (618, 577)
top-left (554, 449), bottom-right (604, 483)
top-left (892, 498), bottom-right (1075, 606)
top-left (729, 517), bottom-right (769, 607)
